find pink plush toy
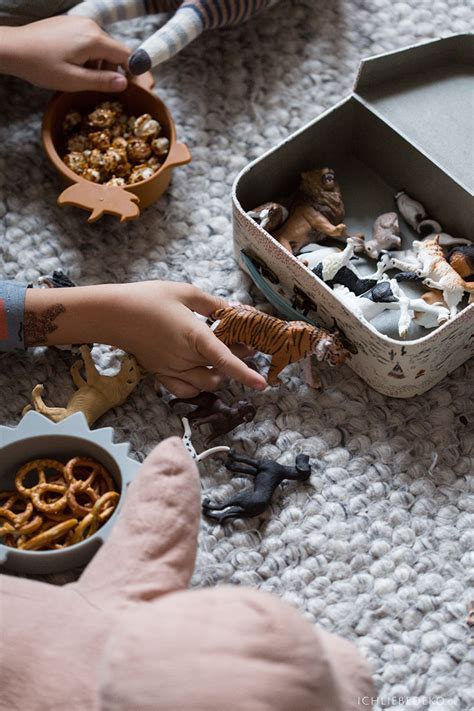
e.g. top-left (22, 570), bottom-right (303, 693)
top-left (0, 438), bottom-right (373, 710)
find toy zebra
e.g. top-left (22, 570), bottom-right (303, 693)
top-left (69, 0), bottom-right (280, 74)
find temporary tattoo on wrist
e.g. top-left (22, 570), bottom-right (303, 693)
top-left (24, 304), bottom-right (66, 347)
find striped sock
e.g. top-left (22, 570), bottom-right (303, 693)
top-left (69, 1), bottom-right (280, 72)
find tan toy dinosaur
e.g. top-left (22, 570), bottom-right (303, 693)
top-left (23, 346), bottom-right (142, 427)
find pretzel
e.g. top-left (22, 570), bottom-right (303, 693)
top-left (1, 456), bottom-right (118, 552)
top-left (31, 483), bottom-right (68, 514)
top-left (0, 495), bottom-right (34, 527)
top-left (66, 483), bottom-right (99, 517)
top-left (65, 457), bottom-right (115, 493)
top-left (19, 519), bottom-right (78, 551)
top-left (71, 491), bottom-right (119, 544)
top-left (15, 460), bottom-right (65, 498)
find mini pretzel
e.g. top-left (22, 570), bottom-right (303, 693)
top-left (19, 519), bottom-right (78, 551)
top-left (0, 495), bottom-right (34, 526)
top-left (15, 460), bottom-right (65, 498)
top-left (66, 483), bottom-right (99, 517)
top-left (31, 483), bottom-right (68, 514)
top-left (71, 491), bottom-right (119, 544)
top-left (65, 457), bottom-right (115, 492)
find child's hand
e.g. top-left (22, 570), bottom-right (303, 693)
top-left (24, 281), bottom-right (267, 398)
top-left (0, 16), bottom-right (129, 92)
top-left (108, 282), bottom-right (266, 397)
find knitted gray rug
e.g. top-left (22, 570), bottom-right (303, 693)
top-left (0, 2), bottom-right (472, 709)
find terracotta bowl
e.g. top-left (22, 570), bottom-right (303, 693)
top-left (42, 73), bottom-right (191, 223)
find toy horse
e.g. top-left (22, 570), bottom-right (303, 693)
top-left (202, 449), bottom-right (311, 522)
top-left (70, 0), bottom-right (280, 74)
top-left (170, 392), bottom-right (256, 444)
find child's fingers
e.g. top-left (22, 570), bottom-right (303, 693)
top-left (87, 32), bottom-right (131, 65)
top-left (197, 333), bottom-right (267, 391)
top-left (67, 65), bottom-right (127, 92)
top-left (159, 366), bottom-right (224, 395)
top-left (177, 285), bottom-right (228, 317)
top-left (159, 376), bottom-right (201, 399)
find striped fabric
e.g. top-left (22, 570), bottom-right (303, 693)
top-left (0, 281), bottom-right (27, 351)
top-left (69, 0), bottom-right (280, 71)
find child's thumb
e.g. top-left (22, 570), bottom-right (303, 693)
top-left (68, 66), bottom-right (127, 93)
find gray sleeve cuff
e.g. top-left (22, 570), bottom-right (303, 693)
top-left (0, 280), bottom-right (28, 351)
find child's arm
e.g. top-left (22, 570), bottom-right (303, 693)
top-left (18, 281), bottom-right (266, 397)
top-left (0, 16), bottom-right (129, 92)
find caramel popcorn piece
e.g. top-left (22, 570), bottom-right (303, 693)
top-left (67, 134), bottom-right (90, 153)
top-left (103, 148), bottom-right (124, 174)
top-left (129, 165), bottom-right (155, 184)
top-left (112, 136), bottom-right (128, 151)
top-left (64, 151), bottom-right (88, 175)
top-left (89, 130), bottom-right (111, 151)
top-left (88, 107), bottom-right (116, 129)
top-left (151, 137), bottom-right (170, 157)
top-left (88, 148), bottom-right (106, 171)
top-left (114, 161), bottom-right (132, 179)
top-left (147, 156), bottom-right (162, 170)
top-left (63, 111), bottom-right (82, 133)
top-left (106, 177), bottom-right (126, 186)
top-left (127, 138), bottom-right (152, 164)
top-left (83, 168), bottom-right (102, 183)
top-left (134, 114), bottom-right (161, 140)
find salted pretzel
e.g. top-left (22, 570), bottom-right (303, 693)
top-left (71, 491), bottom-right (119, 544)
top-left (19, 519), bottom-right (78, 551)
top-left (2, 456), bottom-right (119, 552)
top-left (15, 460), bottom-right (65, 498)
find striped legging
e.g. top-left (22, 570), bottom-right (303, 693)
top-left (69, 0), bottom-right (280, 73)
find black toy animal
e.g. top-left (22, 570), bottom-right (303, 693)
top-left (312, 263), bottom-right (378, 296)
top-left (169, 392), bottom-right (256, 445)
top-left (202, 449), bottom-right (311, 522)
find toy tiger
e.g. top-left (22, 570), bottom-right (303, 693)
top-left (209, 304), bottom-right (356, 388)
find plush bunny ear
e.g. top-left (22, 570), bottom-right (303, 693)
top-left (76, 437), bottom-right (201, 608)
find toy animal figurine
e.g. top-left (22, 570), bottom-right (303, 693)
top-left (389, 236), bottom-right (474, 318)
top-left (208, 303), bottom-right (352, 382)
top-left (447, 244), bottom-right (474, 281)
top-left (23, 345), bottom-right (142, 427)
top-left (333, 279), bottom-right (449, 337)
top-left (247, 202), bottom-right (289, 233)
top-left (394, 191), bottom-right (428, 230)
top-left (307, 239), bottom-right (386, 296)
top-left (412, 289), bottom-right (450, 329)
top-left (364, 212), bottom-right (401, 259)
top-left (170, 392), bottom-right (256, 445)
top-left (70, 0), bottom-right (280, 74)
top-left (180, 416), bottom-right (230, 462)
top-left (251, 168), bottom-right (364, 255)
top-left (209, 304), bottom-right (356, 389)
top-left (38, 270), bottom-right (77, 289)
top-left (202, 449), bottom-right (311, 522)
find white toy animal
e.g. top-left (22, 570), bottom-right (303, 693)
top-left (389, 236), bottom-right (474, 318)
top-left (333, 278), bottom-right (450, 338)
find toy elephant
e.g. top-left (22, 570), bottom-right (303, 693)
top-left (1, 438), bottom-right (373, 710)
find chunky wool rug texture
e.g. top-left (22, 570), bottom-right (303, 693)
top-left (0, 2), bottom-right (473, 709)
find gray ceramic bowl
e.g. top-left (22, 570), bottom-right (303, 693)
top-left (0, 411), bottom-right (140, 575)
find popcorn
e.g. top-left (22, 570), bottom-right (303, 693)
top-left (83, 168), bottom-right (102, 183)
top-left (151, 137), bottom-right (170, 156)
top-left (129, 165), bottom-right (155, 183)
top-left (89, 130), bottom-right (111, 150)
top-left (87, 107), bottom-right (116, 129)
top-left (127, 138), bottom-right (152, 164)
top-left (61, 102), bottom-right (167, 185)
top-left (62, 111), bottom-right (82, 133)
top-left (63, 151), bottom-right (88, 175)
top-left (67, 134), bottom-right (90, 153)
top-left (134, 114), bottom-right (161, 140)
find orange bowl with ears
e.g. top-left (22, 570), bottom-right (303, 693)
top-left (42, 73), bottom-right (192, 223)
